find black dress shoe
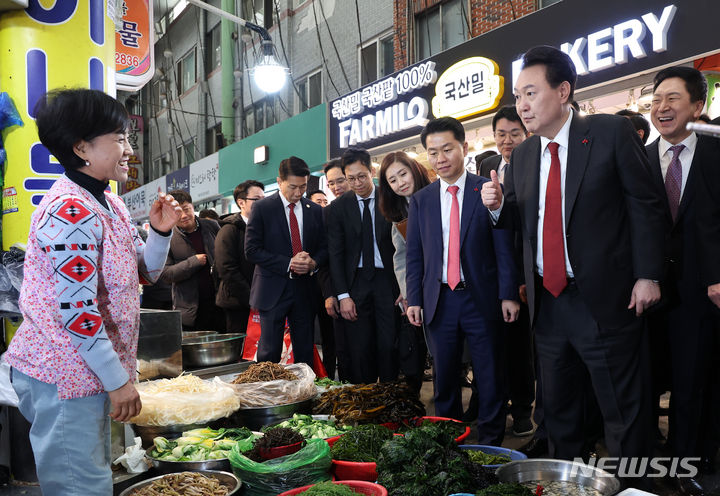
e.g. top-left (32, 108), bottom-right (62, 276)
top-left (674, 476), bottom-right (705, 495)
top-left (519, 437), bottom-right (549, 458)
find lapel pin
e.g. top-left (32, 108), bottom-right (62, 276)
top-left (305, 203), bottom-right (310, 208)
top-left (582, 138), bottom-right (589, 145)
top-left (474, 187), bottom-right (478, 192)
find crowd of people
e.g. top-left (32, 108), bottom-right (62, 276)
top-left (6, 44), bottom-right (720, 494)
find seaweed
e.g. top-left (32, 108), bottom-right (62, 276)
top-left (330, 424), bottom-right (393, 462)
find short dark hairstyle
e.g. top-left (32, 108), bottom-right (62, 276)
top-left (233, 179), bottom-right (265, 203)
top-left (615, 109), bottom-right (651, 144)
top-left (169, 189), bottom-right (192, 204)
top-left (420, 117), bottom-right (465, 148)
top-left (378, 151), bottom-right (432, 223)
top-left (308, 189), bottom-right (326, 199)
top-left (491, 106), bottom-right (527, 133)
top-left (474, 150), bottom-right (498, 167)
top-left (34, 88), bottom-right (130, 171)
top-left (698, 113), bottom-right (712, 124)
top-left (323, 158), bottom-right (343, 175)
top-left (341, 147), bottom-right (371, 172)
top-left (278, 156), bottom-right (310, 180)
top-left (198, 209), bottom-right (219, 220)
top-left (521, 45), bottom-right (577, 102)
top-left (653, 66), bottom-right (707, 104)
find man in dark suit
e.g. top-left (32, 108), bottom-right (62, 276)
top-left (215, 180), bottom-right (264, 334)
top-left (327, 148), bottom-right (399, 384)
top-left (646, 66), bottom-right (719, 494)
top-left (245, 157), bottom-right (328, 366)
top-left (481, 46), bottom-right (666, 465)
top-left (479, 106), bottom-right (536, 439)
top-left (406, 117), bottom-right (520, 445)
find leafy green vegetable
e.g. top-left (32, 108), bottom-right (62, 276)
top-left (314, 378), bottom-right (348, 387)
top-left (148, 426), bottom-right (258, 461)
top-left (301, 481), bottom-right (360, 495)
top-left (475, 483), bottom-right (534, 496)
top-left (376, 423), bottom-right (497, 496)
top-left (467, 449), bottom-right (512, 466)
top-left (330, 424), bottom-right (393, 462)
top-left (271, 414), bottom-right (353, 440)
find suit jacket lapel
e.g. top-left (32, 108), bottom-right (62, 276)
top-left (460, 174), bottom-right (481, 245)
top-left (373, 195), bottom-right (385, 244)
top-left (428, 182), bottom-right (444, 257)
top-left (565, 114), bottom-right (592, 227)
top-left (646, 140), bottom-right (673, 224)
top-left (678, 140), bottom-right (702, 221)
top-left (300, 197), bottom-right (312, 247)
top-left (346, 193), bottom-right (362, 237)
top-left (515, 137), bottom-right (541, 240)
top-left (275, 193), bottom-right (292, 248)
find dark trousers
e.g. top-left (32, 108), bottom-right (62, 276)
top-left (333, 318), bottom-right (352, 382)
top-left (534, 281), bottom-right (652, 460)
top-left (650, 290), bottom-right (716, 458)
top-left (427, 286), bottom-right (505, 445)
top-left (257, 280), bottom-right (315, 366)
top-left (503, 303), bottom-right (535, 422)
top-left (184, 298), bottom-right (225, 332)
top-left (313, 282), bottom-right (336, 378)
top-left (344, 268), bottom-right (399, 384)
top-left (224, 306), bottom-right (250, 334)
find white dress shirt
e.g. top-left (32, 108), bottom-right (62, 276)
top-left (536, 110), bottom-right (574, 278)
top-left (658, 132), bottom-right (697, 199)
top-left (498, 159), bottom-right (509, 185)
top-left (338, 185), bottom-right (384, 301)
top-left (278, 190), bottom-right (304, 246)
top-left (439, 169), bottom-right (467, 283)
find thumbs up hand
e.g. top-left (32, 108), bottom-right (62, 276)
top-left (481, 169), bottom-right (504, 211)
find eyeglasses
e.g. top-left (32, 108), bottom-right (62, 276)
top-left (327, 177), bottom-right (346, 187)
top-left (244, 197), bottom-right (263, 201)
top-left (494, 131), bottom-right (526, 140)
top-left (346, 173), bottom-right (370, 184)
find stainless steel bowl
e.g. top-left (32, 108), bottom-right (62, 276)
top-left (132, 423), bottom-right (204, 449)
top-left (182, 333), bottom-right (246, 368)
top-left (182, 330), bottom-right (218, 339)
top-left (118, 470), bottom-right (240, 496)
top-left (228, 398), bottom-right (314, 431)
top-left (496, 459), bottom-right (621, 495)
top-left (146, 455), bottom-right (231, 474)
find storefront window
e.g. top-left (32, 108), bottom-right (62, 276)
top-left (416, 0), bottom-right (469, 61)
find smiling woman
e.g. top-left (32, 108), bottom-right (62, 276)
top-left (4, 89), bottom-right (182, 494)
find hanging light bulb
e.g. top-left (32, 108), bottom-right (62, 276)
top-left (252, 40), bottom-right (289, 94)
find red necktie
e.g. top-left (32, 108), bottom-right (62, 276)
top-left (542, 142), bottom-right (567, 297)
top-left (288, 203), bottom-right (302, 256)
top-left (447, 185), bottom-right (461, 290)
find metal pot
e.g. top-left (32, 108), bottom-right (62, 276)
top-left (496, 458), bottom-right (621, 495)
top-left (118, 470), bottom-right (240, 496)
top-left (228, 398), bottom-right (314, 431)
top-left (146, 455), bottom-right (231, 474)
top-left (132, 423), bottom-right (205, 449)
top-left (182, 333), bottom-right (246, 368)
top-left (182, 330), bottom-right (218, 339)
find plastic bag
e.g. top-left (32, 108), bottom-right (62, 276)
top-left (222, 362), bottom-right (317, 408)
top-left (130, 376), bottom-right (241, 426)
top-left (113, 436), bottom-right (149, 474)
top-left (229, 438), bottom-right (331, 496)
top-left (0, 353), bottom-right (19, 407)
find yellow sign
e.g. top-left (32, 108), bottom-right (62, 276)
top-left (0, 0), bottom-right (115, 250)
top-left (432, 57), bottom-right (504, 120)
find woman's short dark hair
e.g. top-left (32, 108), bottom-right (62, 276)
top-left (420, 117), bottom-right (465, 148)
top-left (341, 147), bottom-right (371, 172)
top-left (521, 45), bottom-right (577, 102)
top-left (378, 151), bottom-right (431, 223)
top-left (34, 89), bottom-right (130, 171)
top-left (278, 156), bottom-right (310, 180)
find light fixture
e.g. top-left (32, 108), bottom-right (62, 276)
top-left (404, 147), bottom-right (418, 159)
top-left (186, 0), bottom-right (288, 94)
top-left (163, 48), bottom-right (173, 59)
top-left (587, 100), bottom-right (597, 115)
top-left (637, 85), bottom-right (654, 110)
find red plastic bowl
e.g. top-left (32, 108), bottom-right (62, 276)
top-left (278, 480), bottom-right (388, 496)
top-left (381, 416), bottom-right (470, 443)
top-left (325, 435), bottom-right (341, 448)
top-left (258, 440), bottom-right (304, 460)
top-left (331, 459), bottom-right (378, 481)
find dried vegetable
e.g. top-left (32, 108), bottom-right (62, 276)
top-left (313, 382), bottom-right (425, 424)
top-left (231, 361), bottom-right (298, 384)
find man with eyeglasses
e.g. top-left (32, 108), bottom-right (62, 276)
top-left (327, 148), bottom-right (400, 384)
top-left (161, 190), bottom-right (224, 331)
top-left (215, 180), bottom-right (265, 334)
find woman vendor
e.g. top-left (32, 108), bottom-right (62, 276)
top-left (5, 88), bottom-right (181, 494)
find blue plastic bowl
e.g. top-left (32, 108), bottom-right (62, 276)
top-left (459, 444), bottom-right (527, 468)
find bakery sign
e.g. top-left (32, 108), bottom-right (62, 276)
top-left (432, 57), bottom-right (504, 120)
